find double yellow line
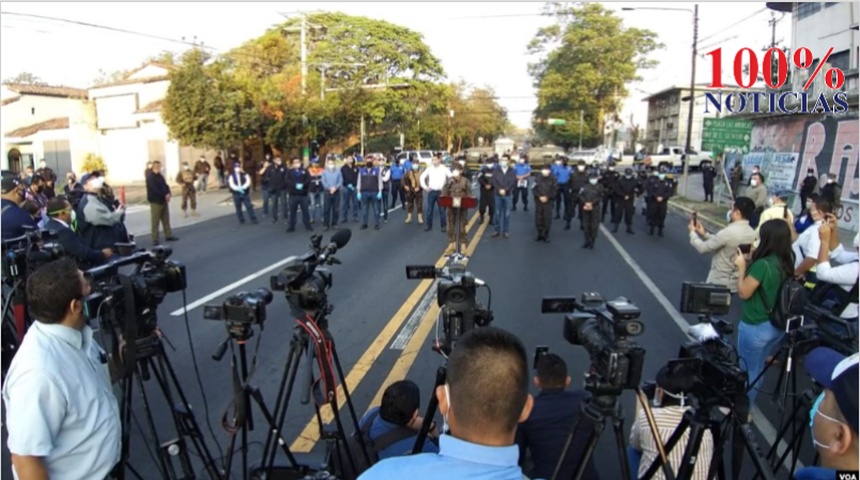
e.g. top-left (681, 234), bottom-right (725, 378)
top-left (289, 212), bottom-right (490, 452)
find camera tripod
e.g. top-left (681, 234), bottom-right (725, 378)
top-left (412, 359), bottom-right (446, 454)
top-left (116, 331), bottom-right (220, 480)
top-left (253, 307), bottom-right (368, 479)
top-left (211, 321), bottom-right (305, 480)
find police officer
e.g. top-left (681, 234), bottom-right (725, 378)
top-left (552, 156), bottom-right (571, 220)
top-left (702, 162), bottom-right (717, 202)
top-left (1, 176), bottom-right (37, 240)
top-left (579, 172), bottom-right (602, 249)
top-left (442, 162), bottom-right (472, 254)
top-left (35, 159), bottom-right (57, 199)
top-left (642, 166), bottom-right (659, 218)
top-left (820, 173), bottom-right (842, 208)
top-left (389, 155), bottom-right (406, 209)
top-left (647, 169), bottom-right (674, 237)
top-left (565, 161), bottom-right (588, 230)
top-left (358, 157), bottom-right (383, 230)
top-left (612, 168), bottom-right (640, 234)
top-left (286, 158), bottom-right (313, 232)
top-left (799, 168), bottom-right (817, 210)
top-left (512, 156), bottom-right (531, 212)
top-left (477, 158), bottom-right (495, 224)
top-left (600, 162), bottom-right (620, 222)
top-left (533, 163), bottom-right (557, 242)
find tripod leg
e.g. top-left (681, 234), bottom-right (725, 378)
top-left (611, 415), bottom-right (633, 480)
top-left (675, 419), bottom-right (707, 480)
top-left (736, 422), bottom-right (776, 480)
top-left (639, 414), bottom-right (691, 480)
top-left (133, 360), bottom-right (172, 478)
top-left (571, 418), bottom-right (604, 480)
top-left (261, 337), bottom-right (304, 476)
top-left (247, 387), bottom-right (300, 468)
top-left (330, 343), bottom-right (369, 465)
top-left (412, 365), bottom-right (446, 454)
top-left (551, 413), bottom-right (584, 480)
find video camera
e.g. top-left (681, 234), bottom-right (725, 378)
top-left (406, 261), bottom-right (493, 355)
top-left (203, 288), bottom-right (273, 325)
top-left (542, 292), bottom-right (645, 394)
top-left (775, 304), bottom-right (858, 357)
top-left (271, 229), bottom-right (351, 316)
top-left (1, 228), bottom-right (63, 280)
top-left (83, 246), bottom-right (186, 335)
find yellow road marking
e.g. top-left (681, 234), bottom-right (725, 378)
top-left (363, 218), bottom-right (491, 411)
top-left (289, 212), bottom-right (480, 452)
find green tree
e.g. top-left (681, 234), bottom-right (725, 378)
top-left (528, 3), bottom-right (661, 149)
top-left (3, 71), bottom-right (47, 85)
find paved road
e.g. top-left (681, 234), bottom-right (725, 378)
top-left (2, 189), bottom-right (821, 479)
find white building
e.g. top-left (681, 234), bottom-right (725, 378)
top-left (88, 62), bottom-right (215, 184)
top-left (1, 83), bottom-right (98, 179)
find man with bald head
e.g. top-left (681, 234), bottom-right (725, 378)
top-left (360, 327), bottom-right (534, 479)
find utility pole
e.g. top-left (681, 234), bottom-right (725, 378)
top-left (578, 110), bottom-right (584, 151)
top-left (682, 3), bottom-right (699, 198)
top-left (320, 64), bottom-right (327, 100)
top-left (300, 14), bottom-right (307, 96)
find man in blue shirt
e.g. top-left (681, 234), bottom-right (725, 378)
top-left (517, 354), bottom-right (598, 479)
top-left (389, 157), bottom-right (406, 210)
top-left (1, 176), bottom-right (37, 240)
top-left (552, 157), bottom-right (572, 219)
top-left (512, 157), bottom-right (532, 212)
top-left (359, 380), bottom-right (439, 459)
top-left (360, 327), bottom-right (534, 480)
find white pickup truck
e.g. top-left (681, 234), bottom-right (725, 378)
top-left (643, 146), bottom-right (712, 170)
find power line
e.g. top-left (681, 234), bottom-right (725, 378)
top-left (698, 7), bottom-right (768, 44)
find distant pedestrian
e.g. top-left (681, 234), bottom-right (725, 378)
top-left (266, 157), bottom-right (288, 224)
top-left (647, 170), bottom-right (673, 237)
top-left (175, 161), bottom-right (199, 218)
top-left (799, 168), bottom-right (817, 212)
top-left (214, 155), bottom-right (226, 187)
top-left (36, 159), bottom-right (57, 199)
top-left (390, 156), bottom-right (406, 209)
top-left (702, 162), bottom-right (717, 203)
top-left (146, 161), bottom-right (178, 245)
top-left (420, 154), bottom-right (451, 233)
top-left (194, 156), bottom-right (210, 193)
top-left (259, 156), bottom-right (274, 218)
top-left (227, 163), bottom-right (258, 225)
top-left (745, 173), bottom-right (768, 228)
top-left (442, 162), bottom-right (472, 254)
top-left (613, 168), bottom-right (640, 234)
top-left (730, 161), bottom-right (743, 197)
top-left (512, 157), bottom-right (531, 212)
top-left (358, 157), bottom-right (383, 230)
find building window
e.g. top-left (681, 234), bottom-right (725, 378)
top-left (827, 50), bottom-right (850, 73)
top-left (824, 2), bottom-right (837, 7)
top-left (31, 107), bottom-right (35, 115)
top-left (796, 2), bottom-right (821, 20)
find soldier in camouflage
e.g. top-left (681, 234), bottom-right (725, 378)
top-left (442, 162), bottom-right (472, 255)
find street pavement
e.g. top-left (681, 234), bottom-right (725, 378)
top-left (2, 184), bottom-right (825, 479)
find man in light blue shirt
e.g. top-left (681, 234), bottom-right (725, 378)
top-left (3, 258), bottom-right (121, 480)
top-left (359, 379), bottom-right (439, 459)
top-left (359, 327), bottom-right (535, 480)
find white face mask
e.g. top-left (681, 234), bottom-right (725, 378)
top-left (588, 178), bottom-right (598, 185)
top-left (412, 165), bottom-right (419, 171)
top-left (518, 159), bottom-right (525, 164)
top-left (500, 162), bottom-right (509, 169)
top-left (70, 210), bottom-right (77, 223)
top-left (452, 170), bottom-right (461, 178)
top-left (751, 179), bottom-right (759, 187)
top-left (767, 197), bottom-right (774, 207)
top-left (726, 209), bottom-right (733, 222)
top-left (541, 169), bottom-right (551, 177)
top-left (827, 179), bottom-right (834, 184)
top-left (327, 163), bottom-right (335, 170)
top-left (608, 167), bottom-right (615, 171)
top-left (577, 166), bottom-right (585, 172)
top-left (555, 161), bottom-right (562, 165)
top-left (658, 174), bottom-right (666, 180)
top-left (184, 166), bottom-right (190, 170)
top-left (91, 178), bottom-right (105, 190)
top-left (234, 167), bottom-right (241, 173)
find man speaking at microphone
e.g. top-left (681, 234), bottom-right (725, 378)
top-left (441, 162), bottom-right (472, 255)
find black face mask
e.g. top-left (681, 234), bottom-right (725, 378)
top-left (366, 163), bottom-right (373, 168)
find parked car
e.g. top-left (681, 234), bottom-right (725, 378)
top-left (395, 150), bottom-right (434, 165)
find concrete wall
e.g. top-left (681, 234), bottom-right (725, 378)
top-left (792, 2), bottom-right (859, 94)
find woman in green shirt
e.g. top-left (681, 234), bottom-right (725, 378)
top-left (734, 219), bottom-right (795, 404)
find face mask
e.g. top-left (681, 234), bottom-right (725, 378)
top-left (726, 209), bottom-right (733, 223)
top-left (518, 159), bottom-right (525, 164)
top-left (184, 166), bottom-right (190, 170)
top-left (808, 172), bottom-right (814, 177)
top-left (751, 179), bottom-right (759, 187)
top-left (625, 173), bottom-right (633, 179)
top-left (500, 162), bottom-right (509, 169)
top-left (452, 170), bottom-right (461, 178)
top-left (412, 165), bottom-right (419, 171)
top-left (541, 169), bottom-right (551, 177)
top-left (805, 201), bottom-right (813, 209)
top-left (91, 178), bottom-right (105, 190)
top-left (809, 392), bottom-right (844, 451)
top-left (459, 160), bottom-right (465, 165)
top-left (608, 167), bottom-right (615, 171)
top-left (327, 163), bottom-right (335, 170)
top-left (827, 179), bottom-right (834, 184)
top-left (443, 384), bottom-right (452, 434)
top-left (658, 174), bottom-right (666, 180)
top-left (588, 178), bottom-right (598, 185)
top-left (767, 198), bottom-right (774, 207)
top-left (577, 166), bottom-right (585, 172)
top-left (366, 163), bottom-right (373, 168)
top-left (555, 161), bottom-right (562, 166)
top-left (235, 167), bottom-right (241, 173)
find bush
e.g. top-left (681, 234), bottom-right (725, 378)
top-left (80, 153), bottom-right (108, 176)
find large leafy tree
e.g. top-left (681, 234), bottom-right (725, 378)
top-left (529, 3), bottom-right (661, 148)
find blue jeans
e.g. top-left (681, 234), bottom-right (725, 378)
top-left (425, 190), bottom-right (446, 228)
top-left (738, 319), bottom-right (784, 404)
top-left (341, 188), bottom-right (359, 222)
top-left (361, 193), bottom-right (380, 226)
top-left (270, 190), bottom-right (287, 221)
top-left (494, 194), bottom-right (511, 233)
top-left (261, 187), bottom-right (272, 216)
top-left (310, 191), bottom-right (323, 222)
top-left (231, 192), bottom-right (257, 223)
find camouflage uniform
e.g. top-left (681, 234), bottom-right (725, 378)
top-left (442, 174), bottom-right (472, 247)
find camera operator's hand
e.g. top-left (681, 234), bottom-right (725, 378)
top-left (102, 248), bottom-right (114, 259)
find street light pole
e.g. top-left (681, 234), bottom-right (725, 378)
top-left (578, 110), bottom-right (584, 151)
top-left (682, 4), bottom-right (699, 198)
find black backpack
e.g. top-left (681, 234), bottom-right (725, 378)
top-left (808, 262), bottom-right (859, 316)
top-left (332, 410), bottom-right (416, 480)
top-left (757, 267), bottom-right (808, 330)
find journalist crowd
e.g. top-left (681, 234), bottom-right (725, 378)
top-left (1, 149), bottom-right (857, 480)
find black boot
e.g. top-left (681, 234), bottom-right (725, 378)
top-left (564, 221), bottom-right (571, 230)
top-left (627, 226), bottom-right (635, 235)
top-left (649, 226), bottom-right (655, 236)
top-left (582, 240), bottom-right (590, 248)
top-left (479, 214), bottom-right (484, 224)
top-left (612, 223), bottom-right (619, 233)
top-left (658, 227), bottom-right (664, 237)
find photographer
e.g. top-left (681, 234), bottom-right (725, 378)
top-left (76, 172), bottom-right (129, 250)
top-left (812, 218), bottom-right (859, 323)
top-left (1, 176), bottom-right (37, 240)
top-left (734, 219), bottom-right (794, 404)
top-left (628, 366), bottom-right (713, 480)
top-left (359, 380), bottom-right (439, 459)
top-left (516, 353), bottom-right (597, 480)
top-left (45, 196), bottom-right (113, 268)
top-left (2, 258), bottom-right (121, 480)
top-left (798, 348), bottom-right (858, 478)
top-left (360, 327), bottom-right (534, 479)
top-left (688, 196), bottom-right (755, 293)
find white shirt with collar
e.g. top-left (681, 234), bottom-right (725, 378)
top-left (420, 164), bottom-right (452, 191)
top-left (3, 321), bottom-right (121, 480)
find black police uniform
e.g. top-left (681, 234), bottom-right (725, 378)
top-left (600, 167), bottom-right (621, 222)
top-left (286, 166), bottom-right (312, 231)
top-left (532, 172), bottom-right (558, 242)
top-left (702, 164), bottom-right (717, 202)
top-left (477, 164), bottom-right (495, 224)
top-left (579, 180), bottom-right (602, 249)
top-left (647, 177), bottom-right (673, 236)
top-left (565, 166), bottom-right (588, 229)
top-left (800, 172), bottom-right (817, 208)
top-left (642, 171), bottom-right (658, 217)
top-left (820, 180), bottom-right (842, 208)
top-left (612, 172), bottom-right (640, 233)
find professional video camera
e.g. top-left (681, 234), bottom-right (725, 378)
top-left (271, 229), bottom-right (351, 315)
top-left (83, 246), bottom-right (186, 335)
top-left (788, 304), bottom-right (859, 356)
top-left (1, 228), bottom-right (63, 280)
top-left (204, 288), bottom-right (273, 325)
top-left (542, 292), bottom-right (645, 394)
top-left (405, 261), bottom-right (493, 355)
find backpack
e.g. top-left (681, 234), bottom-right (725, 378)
top-left (331, 410), bottom-right (416, 480)
top-left (808, 262), bottom-right (859, 316)
top-left (757, 265), bottom-right (808, 330)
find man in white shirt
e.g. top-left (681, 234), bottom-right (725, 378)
top-left (420, 154), bottom-right (452, 233)
top-left (228, 163), bottom-right (259, 225)
top-left (816, 220), bottom-right (859, 321)
top-left (793, 197), bottom-right (834, 287)
top-left (3, 258), bottom-right (121, 480)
